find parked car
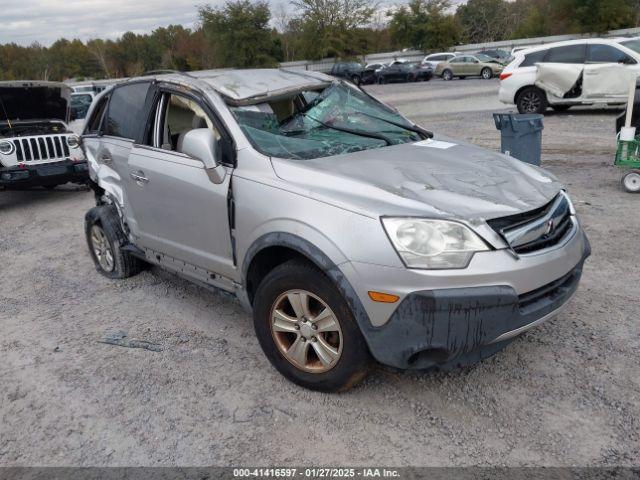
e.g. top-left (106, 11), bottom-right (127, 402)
top-left (422, 52), bottom-right (458, 69)
top-left (499, 38), bottom-right (640, 114)
top-left (70, 92), bottom-right (95, 121)
top-left (82, 69), bottom-right (590, 392)
top-left (361, 63), bottom-right (385, 85)
top-left (376, 62), bottom-right (420, 83)
top-left (408, 62), bottom-right (434, 81)
top-left (478, 49), bottom-right (511, 61)
top-left (0, 81), bottom-right (87, 189)
top-left (330, 61), bottom-right (364, 85)
top-left (436, 54), bottom-right (504, 80)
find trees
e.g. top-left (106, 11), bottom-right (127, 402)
top-left (388, 0), bottom-right (459, 51)
top-left (199, 0), bottom-right (279, 68)
top-left (456, 0), bottom-right (513, 44)
top-left (290, 0), bottom-right (376, 59)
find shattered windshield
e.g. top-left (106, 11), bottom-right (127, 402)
top-left (229, 83), bottom-right (425, 160)
top-left (621, 39), bottom-right (640, 55)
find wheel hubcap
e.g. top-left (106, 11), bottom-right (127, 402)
top-left (624, 172), bottom-right (640, 192)
top-left (90, 225), bottom-right (115, 272)
top-left (270, 290), bottom-right (343, 373)
top-left (521, 92), bottom-right (540, 113)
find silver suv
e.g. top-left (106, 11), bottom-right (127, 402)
top-left (82, 69), bottom-right (590, 392)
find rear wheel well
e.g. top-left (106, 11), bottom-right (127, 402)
top-left (245, 246), bottom-right (319, 305)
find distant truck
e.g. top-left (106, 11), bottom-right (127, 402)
top-left (0, 81), bottom-right (87, 189)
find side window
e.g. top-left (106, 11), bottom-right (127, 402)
top-left (521, 49), bottom-right (547, 67)
top-left (587, 44), bottom-right (635, 64)
top-left (152, 92), bottom-right (233, 166)
top-left (105, 82), bottom-right (151, 140)
top-left (450, 57), bottom-right (463, 63)
top-left (544, 44), bottom-right (586, 64)
top-left (85, 95), bottom-right (109, 135)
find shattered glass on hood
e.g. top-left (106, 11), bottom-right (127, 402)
top-left (230, 83), bottom-right (425, 160)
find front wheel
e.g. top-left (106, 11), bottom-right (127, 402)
top-left (442, 69), bottom-right (453, 81)
top-left (481, 67), bottom-right (493, 80)
top-left (516, 86), bottom-right (548, 114)
top-left (622, 170), bottom-right (640, 193)
top-left (252, 260), bottom-right (371, 392)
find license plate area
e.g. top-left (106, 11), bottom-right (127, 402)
top-left (38, 164), bottom-right (68, 176)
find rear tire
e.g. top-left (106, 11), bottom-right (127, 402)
top-left (442, 69), bottom-right (453, 81)
top-left (252, 260), bottom-right (371, 392)
top-left (85, 205), bottom-right (145, 279)
top-left (516, 86), bottom-right (548, 114)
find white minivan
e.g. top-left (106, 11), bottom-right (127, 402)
top-left (499, 38), bottom-right (640, 113)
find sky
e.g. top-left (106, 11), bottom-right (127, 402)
top-left (0, 0), bottom-right (204, 45)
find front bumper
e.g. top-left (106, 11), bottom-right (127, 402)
top-left (0, 160), bottom-right (88, 187)
top-left (346, 229), bottom-right (591, 370)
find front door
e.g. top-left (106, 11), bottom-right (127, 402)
top-left (124, 91), bottom-right (235, 278)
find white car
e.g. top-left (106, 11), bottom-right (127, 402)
top-left (421, 52), bottom-right (458, 70)
top-left (499, 38), bottom-right (640, 114)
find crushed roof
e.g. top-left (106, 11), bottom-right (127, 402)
top-left (187, 68), bottom-right (333, 103)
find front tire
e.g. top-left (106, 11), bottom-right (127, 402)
top-left (481, 67), bottom-right (493, 79)
top-left (85, 205), bottom-right (145, 279)
top-left (516, 86), bottom-right (548, 114)
top-left (442, 69), bottom-right (453, 81)
top-left (252, 260), bottom-right (371, 392)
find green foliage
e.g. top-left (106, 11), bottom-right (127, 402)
top-left (199, 0), bottom-right (279, 68)
top-left (388, 0), bottom-right (459, 51)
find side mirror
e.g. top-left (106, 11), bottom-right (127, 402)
top-left (180, 128), bottom-right (226, 184)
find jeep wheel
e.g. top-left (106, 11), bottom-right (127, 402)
top-left (85, 205), bottom-right (145, 279)
top-left (442, 69), bottom-right (453, 81)
top-left (253, 260), bottom-right (371, 392)
top-left (517, 87), bottom-right (548, 114)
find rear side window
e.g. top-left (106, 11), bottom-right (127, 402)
top-left (521, 50), bottom-right (547, 67)
top-left (105, 82), bottom-right (151, 140)
top-left (544, 44), bottom-right (585, 64)
top-left (587, 44), bottom-right (635, 64)
top-left (85, 95), bottom-right (109, 134)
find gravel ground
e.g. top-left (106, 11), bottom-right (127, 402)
top-left (1, 78), bottom-right (639, 467)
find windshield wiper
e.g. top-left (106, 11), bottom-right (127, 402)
top-left (355, 111), bottom-right (433, 139)
top-left (303, 113), bottom-right (393, 146)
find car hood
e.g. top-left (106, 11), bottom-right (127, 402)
top-left (0, 81), bottom-right (70, 123)
top-left (271, 138), bottom-right (562, 221)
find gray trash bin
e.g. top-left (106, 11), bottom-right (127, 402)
top-left (493, 113), bottom-right (544, 166)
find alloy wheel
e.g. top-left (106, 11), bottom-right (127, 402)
top-left (270, 289), bottom-right (343, 373)
top-left (520, 91), bottom-right (541, 113)
top-left (90, 225), bottom-right (115, 272)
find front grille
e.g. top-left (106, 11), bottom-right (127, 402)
top-left (13, 135), bottom-right (70, 162)
top-left (487, 193), bottom-right (573, 254)
top-left (518, 266), bottom-right (580, 312)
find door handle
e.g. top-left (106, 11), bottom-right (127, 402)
top-left (98, 153), bottom-right (112, 164)
top-left (130, 171), bottom-right (149, 184)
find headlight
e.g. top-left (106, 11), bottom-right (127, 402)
top-left (0, 141), bottom-right (15, 155)
top-left (382, 218), bottom-right (489, 269)
top-left (67, 135), bottom-right (81, 149)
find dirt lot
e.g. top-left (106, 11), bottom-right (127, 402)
top-left (1, 78), bottom-right (639, 467)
